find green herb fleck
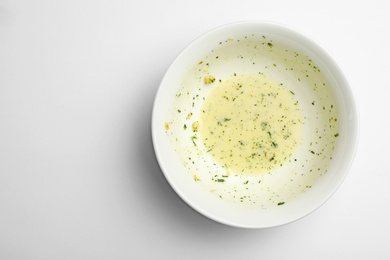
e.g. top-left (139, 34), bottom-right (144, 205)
top-left (277, 202), bottom-right (285, 206)
top-left (190, 135), bottom-right (197, 146)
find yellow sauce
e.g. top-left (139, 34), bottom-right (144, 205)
top-left (199, 74), bottom-right (302, 175)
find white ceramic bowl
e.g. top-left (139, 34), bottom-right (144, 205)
top-left (152, 21), bottom-right (358, 228)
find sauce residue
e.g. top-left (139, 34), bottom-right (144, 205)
top-left (165, 34), bottom-right (340, 208)
top-left (199, 74), bottom-right (302, 175)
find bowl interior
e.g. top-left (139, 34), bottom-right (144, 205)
top-left (152, 22), bottom-right (358, 228)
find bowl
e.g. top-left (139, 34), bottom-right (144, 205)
top-left (151, 21), bottom-right (358, 228)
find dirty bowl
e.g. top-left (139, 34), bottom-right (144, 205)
top-left (152, 21), bottom-right (358, 228)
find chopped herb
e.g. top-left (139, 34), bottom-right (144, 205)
top-left (204, 75), bottom-right (215, 84)
top-left (186, 112), bottom-right (193, 119)
top-left (216, 179), bottom-right (225, 182)
top-left (192, 121), bottom-right (199, 132)
top-left (334, 133), bottom-right (339, 137)
top-left (177, 109), bottom-right (181, 113)
top-left (290, 91), bottom-right (295, 95)
top-left (267, 42), bottom-right (273, 47)
top-left (183, 124), bottom-right (187, 130)
top-left (277, 202), bottom-right (285, 206)
top-left (190, 135), bottom-right (197, 146)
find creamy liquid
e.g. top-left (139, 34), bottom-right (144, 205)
top-left (199, 74), bottom-right (303, 175)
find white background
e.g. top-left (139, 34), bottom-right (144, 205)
top-left (0, 0), bottom-right (389, 259)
